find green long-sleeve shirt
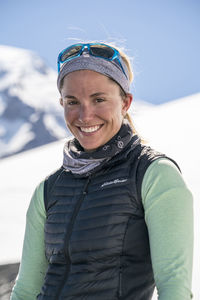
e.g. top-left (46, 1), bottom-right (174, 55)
top-left (10, 158), bottom-right (194, 299)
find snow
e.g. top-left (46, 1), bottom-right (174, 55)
top-left (43, 114), bottom-right (67, 138)
top-left (0, 45), bottom-right (60, 112)
top-left (0, 139), bottom-right (64, 264)
top-left (0, 120), bottom-right (34, 157)
top-left (0, 95), bottom-right (6, 114)
top-left (0, 44), bottom-right (67, 158)
top-left (0, 93), bottom-right (199, 299)
top-left (8, 123), bottom-right (35, 152)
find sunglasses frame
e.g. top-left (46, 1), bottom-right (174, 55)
top-left (57, 43), bottom-right (128, 78)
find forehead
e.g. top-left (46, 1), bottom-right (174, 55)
top-left (62, 70), bottom-right (120, 92)
top-left (64, 69), bottom-right (110, 82)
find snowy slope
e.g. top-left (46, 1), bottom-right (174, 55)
top-left (0, 93), bottom-right (199, 299)
top-left (133, 93), bottom-right (200, 299)
top-left (0, 45), bottom-right (69, 158)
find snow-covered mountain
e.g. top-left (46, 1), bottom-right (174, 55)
top-left (0, 93), bottom-right (199, 299)
top-left (0, 45), bottom-right (69, 158)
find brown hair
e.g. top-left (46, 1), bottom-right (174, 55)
top-left (107, 43), bottom-right (141, 138)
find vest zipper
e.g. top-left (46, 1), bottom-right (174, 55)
top-left (118, 266), bottom-right (122, 298)
top-left (56, 176), bottom-right (91, 299)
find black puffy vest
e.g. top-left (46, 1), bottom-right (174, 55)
top-left (37, 140), bottom-right (177, 299)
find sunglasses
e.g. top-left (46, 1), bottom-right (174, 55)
top-left (57, 43), bottom-right (128, 78)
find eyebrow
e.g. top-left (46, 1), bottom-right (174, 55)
top-left (90, 92), bottom-right (106, 97)
top-left (63, 94), bottom-right (77, 99)
top-left (64, 92), bottom-right (107, 99)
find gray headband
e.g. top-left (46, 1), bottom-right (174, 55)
top-left (57, 54), bottom-right (130, 93)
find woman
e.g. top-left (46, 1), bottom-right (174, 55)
top-left (11, 43), bottom-right (193, 299)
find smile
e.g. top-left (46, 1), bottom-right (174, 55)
top-left (80, 125), bottom-right (102, 133)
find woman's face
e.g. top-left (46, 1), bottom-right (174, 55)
top-left (60, 70), bottom-right (132, 151)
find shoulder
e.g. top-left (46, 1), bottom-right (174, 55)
top-left (141, 157), bottom-right (192, 207)
top-left (130, 143), bottom-right (180, 201)
top-left (129, 140), bottom-right (179, 173)
top-left (142, 157), bottom-right (182, 189)
top-left (45, 166), bottom-right (64, 183)
top-left (138, 145), bottom-right (180, 170)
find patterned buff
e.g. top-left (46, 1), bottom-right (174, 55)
top-left (63, 121), bottom-right (139, 175)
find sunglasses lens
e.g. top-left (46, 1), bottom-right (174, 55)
top-left (60, 45), bottom-right (82, 62)
top-left (90, 45), bottom-right (115, 59)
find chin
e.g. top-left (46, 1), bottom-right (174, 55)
top-left (81, 141), bottom-right (102, 152)
top-left (78, 137), bottom-right (102, 151)
top-left (83, 145), bottom-right (99, 152)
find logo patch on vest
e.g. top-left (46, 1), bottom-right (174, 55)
top-left (101, 178), bottom-right (127, 188)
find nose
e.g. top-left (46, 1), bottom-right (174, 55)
top-left (78, 103), bottom-right (94, 123)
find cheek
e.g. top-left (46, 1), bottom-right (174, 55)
top-left (101, 101), bottom-right (123, 119)
top-left (113, 108), bottom-right (124, 129)
top-left (111, 104), bottom-right (124, 120)
top-left (63, 107), bottom-right (76, 124)
top-left (63, 106), bottom-right (68, 118)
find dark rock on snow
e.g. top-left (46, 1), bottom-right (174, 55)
top-left (0, 263), bottom-right (19, 300)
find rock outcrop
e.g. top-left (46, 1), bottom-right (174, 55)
top-left (0, 263), bottom-right (19, 300)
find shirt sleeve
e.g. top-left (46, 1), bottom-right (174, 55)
top-left (141, 158), bottom-right (194, 300)
top-left (10, 181), bottom-right (48, 300)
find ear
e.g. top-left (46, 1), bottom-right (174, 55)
top-left (59, 98), bottom-right (64, 106)
top-left (122, 93), bottom-right (133, 116)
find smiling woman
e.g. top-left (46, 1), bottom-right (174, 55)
top-left (11, 42), bottom-right (193, 300)
top-left (60, 70), bottom-right (132, 151)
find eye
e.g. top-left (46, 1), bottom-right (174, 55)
top-left (95, 98), bottom-right (105, 103)
top-left (67, 100), bottom-right (79, 105)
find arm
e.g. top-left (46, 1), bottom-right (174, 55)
top-left (10, 181), bottom-right (48, 300)
top-left (142, 158), bottom-right (193, 300)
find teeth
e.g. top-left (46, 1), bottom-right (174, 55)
top-left (80, 125), bottom-right (100, 133)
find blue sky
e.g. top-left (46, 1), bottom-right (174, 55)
top-left (0, 0), bottom-right (199, 104)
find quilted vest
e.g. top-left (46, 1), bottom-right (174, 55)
top-left (37, 140), bottom-right (178, 299)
